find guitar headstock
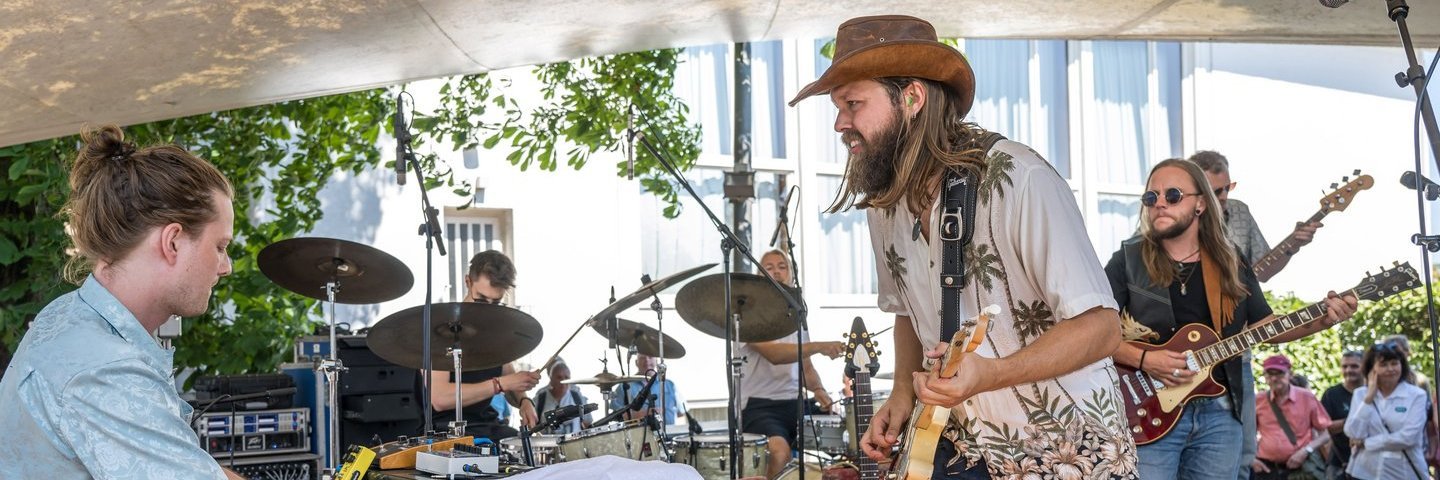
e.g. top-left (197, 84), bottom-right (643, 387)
top-left (844, 316), bottom-right (880, 380)
top-left (1352, 262), bottom-right (1421, 302)
top-left (934, 305), bottom-right (997, 378)
top-left (1319, 171), bottom-right (1373, 214)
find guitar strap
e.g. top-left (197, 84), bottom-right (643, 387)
top-left (1199, 248), bottom-right (1234, 333)
top-left (939, 132), bottom-right (1004, 341)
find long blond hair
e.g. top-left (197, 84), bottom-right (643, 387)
top-left (1137, 159), bottom-right (1248, 299)
top-left (827, 77), bottom-right (988, 217)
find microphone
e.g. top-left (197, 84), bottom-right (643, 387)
top-left (1401, 171), bottom-right (1440, 201)
top-left (541, 403), bottom-right (597, 431)
top-left (627, 130), bottom-right (644, 181)
top-left (393, 93), bottom-right (409, 186)
top-left (770, 185), bottom-right (798, 247)
top-left (1318, 0), bottom-right (1347, 7)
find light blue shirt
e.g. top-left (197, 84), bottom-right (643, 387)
top-left (0, 276), bottom-right (223, 479)
top-left (610, 379), bottom-right (686, 425)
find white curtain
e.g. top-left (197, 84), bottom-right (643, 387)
top-left (817, 175), bottom-right (876, 295)
top-left (1084, 41), bottom-right (1152, 186)
top-left (967, 39), bottom-right (1033, 147)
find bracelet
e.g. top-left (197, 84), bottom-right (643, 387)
top-left (492, 377), bottom-right (504, 394)
top-left (1138, 350), bottom-right (1148, 370)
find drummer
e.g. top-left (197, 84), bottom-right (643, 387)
top-left (612, 353), bottom-right (689, 427)
top-left (740, 249), bottom-right (845, 479)
top-left (426, 250), bottom-right (543, 440)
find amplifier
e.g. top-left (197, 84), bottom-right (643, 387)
top-left (194, 373), bottom-right (297, 411)
top-left (196, 407), bottom-right (311, 458)
top-left (343, 392), bottom-right (420, 423)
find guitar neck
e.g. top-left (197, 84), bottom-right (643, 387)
top-left (1251, 210), bottom-right (1325, 279)
top-left (1193, 288), bottom-right (1351, 369)
top-left (853, 371), bottom-right (880, 479)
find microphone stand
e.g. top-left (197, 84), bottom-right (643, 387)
top-left (1379, 0), bottom-right (1440, 427)
top-left (397, 112), bottom-right (448, 438)
top-left (630, 121), bottom-right (807, 480)
top-left (771, 184), bottom-right (810, 471)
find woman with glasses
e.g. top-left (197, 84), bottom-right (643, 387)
top-left (1345, 341), bottom-right (1429, 479)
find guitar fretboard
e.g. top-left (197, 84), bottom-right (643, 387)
top-left (853, 370), bottom-right (879, 480)
top-left (1251, 210), bottom-right (1325, 279)
top-left (1193, 288), bottom-right (1356, 368)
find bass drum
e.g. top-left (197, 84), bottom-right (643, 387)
top-left (558, 420), bottom-right (668, 462)
top-left (672, 433), bottom-right (768, 480)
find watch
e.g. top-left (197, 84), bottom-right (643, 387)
top-left (1304, 445), bottom-right (1314, 454)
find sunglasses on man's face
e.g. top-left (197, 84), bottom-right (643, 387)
top-left (1212, 181), bottom-right (1237, 197)
top-left (1141, 187), bottom-right (1202, 207)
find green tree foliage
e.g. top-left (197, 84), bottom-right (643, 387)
top-left (0, 49), bottom-right (700, 381)
top-left (1254, 288), bottom-right (1438, 393)
top-left (411, 49), bottom-right (701, 217)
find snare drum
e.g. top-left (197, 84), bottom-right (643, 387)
top-left (672, 433), bottom-right (768, 480)
top-left (499, 434), bottom-right (563, 465)
top-left (558, 420), bottom-right (668, 462)
top-left (802, 415), bottom-right (848, 454)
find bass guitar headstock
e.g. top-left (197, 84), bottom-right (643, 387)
top-left (1319, 170), bottom-right (1373, 214)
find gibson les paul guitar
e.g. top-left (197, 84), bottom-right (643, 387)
top-left (1119, 262), bottom-right (1419, 445)
top-left (886, 305), bottom-right (995, 480)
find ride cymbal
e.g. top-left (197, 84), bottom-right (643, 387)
top-left (258, 237), bottom-right (414, 304)
top-left (368, 302), bottom-right (543, 371)
top-left (675, 272), bottom-right (800, 343)
top-left (591, 317), bottom-right (685, 359)
top-left (592, 264), bottom-right (716, 321)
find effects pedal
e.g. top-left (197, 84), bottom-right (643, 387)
top-left (334, 444), bottom-right (375, 480)
top-left (415, 444), bottom-right (498, 475)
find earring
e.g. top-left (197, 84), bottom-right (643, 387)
top-left (1195, 209), bottom-right (1203, 217)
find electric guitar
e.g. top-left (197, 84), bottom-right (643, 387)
top-left (839, 316), bottom-right (883, 480)
top-left (1119, 262), bottom-right (1419, 445)
top-left (886, 305), bottom-right (995, 480)
top-left (1251, 172), bottom-right (1372, 281)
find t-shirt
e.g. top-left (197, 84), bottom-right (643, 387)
top-left (1320, 383), bottom-right (1357, 467)
top-left (738, 330), bottom-right (808, 404)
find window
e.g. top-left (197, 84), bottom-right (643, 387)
top-left (816, 175), bottom-right (876, 295)
top-left (443, 210), bottom-right (510, 302)
top-left (638, 169), bottom-right (785, 279)
top-left (674, 42), bottom-right (790, 162)
top-left (965, 39), bottom-right (1071, 178)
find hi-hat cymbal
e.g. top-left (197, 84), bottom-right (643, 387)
top-left (675, 272), bottom-right (799, 343)
top-left (562, 372), bottom-right (648, 388)
top-left (367, 302), bottom-right (543, 371)
top-left (591, 318), bottom-right (685, 359)
top-left (258, 237), bottom-right (414, 304)
top-left (592, 264), bottom-right (716, 321)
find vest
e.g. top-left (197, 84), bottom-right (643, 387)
top-left (1118, 236), bottom-right (1248, 420)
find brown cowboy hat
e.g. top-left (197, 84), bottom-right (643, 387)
top-left (787, 15), bottom-right (975, 117)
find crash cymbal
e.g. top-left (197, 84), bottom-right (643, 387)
top-left (592, 264), bottom-right (716, 321)
top-left (591, 318), bottom-right (686, 359)
top-left (562, 372), bottom-right (648, 388)
top-left (675, 272), bottom-right (799, 343)
top-left (258, 237), bottom-right (414, 304)
top-left (367, 302), bottom-right (543, 371)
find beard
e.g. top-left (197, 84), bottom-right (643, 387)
top-left (843, 109), bottom-right (905, 198)
top-left (1146, 209), bottom-right (1197, 241)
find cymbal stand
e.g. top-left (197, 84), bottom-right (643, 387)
top-left (644, 278), bottom-right (668, 439)
top-left (447, 347), bottom-right (467, 437)
top-left (317, 280), bottom-right (346, 474)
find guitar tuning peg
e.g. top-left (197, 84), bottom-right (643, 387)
top-left (1353, 169), bottom-right (1361, 175)
top-left (1394, 260), bottom-right (1401, 266)
top-left (1330, 183), bottom-right (1339, 189)
top-left (1367, 271), bottom-right (1372, 277)
top-left (1342, 176), bottom-right (1350, 183)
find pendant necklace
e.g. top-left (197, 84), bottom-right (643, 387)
top-left (1176, 249), bottom-right (1200, 295)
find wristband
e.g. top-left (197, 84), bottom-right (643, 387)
top-left (492, 377), bottom-right (504, 394)
top-left (1139, 350), bottom-right (1148, 370)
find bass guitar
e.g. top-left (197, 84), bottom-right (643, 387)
top-left (1119, 262), bottom-right (1418, 445)
top-left (886, 305), bottom-right (995, 480)
top-left (1251, 172), bottom-right (1372, 281)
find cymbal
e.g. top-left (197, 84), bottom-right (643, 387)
top-left (367, 302), bottom-right (543, 371)
top-left (562, 372), bottom-right (648, 388)
top-left (675, 272), bottom-right (799, 343)
top-left (258, 237), bottom-right (414, 304)
top-left (591, 318), bottom-right (685, 359)
top-left (592, 264), bottom-right (716, 321)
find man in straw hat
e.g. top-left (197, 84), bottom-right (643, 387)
top-left (790, 15), bottom-right (1139, 479)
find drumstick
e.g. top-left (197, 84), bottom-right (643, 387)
top-left (536, 316), bottom-right (599, 373)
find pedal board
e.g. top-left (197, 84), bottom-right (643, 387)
top-left (415, 444), bottom-right (498, 475)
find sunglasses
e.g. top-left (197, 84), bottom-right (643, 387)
top-left (473, 295), bottom-right (505, 306)
top-left (1213, 182), bottom-right (1236, 197)
top-left (1141, 187), bottom-right (1202, 207)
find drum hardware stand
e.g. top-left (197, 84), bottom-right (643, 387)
top-left (317, 279), bottom-right (346, 475)
top-left (631, 122), bottom-right (808, 479)
top-left (643, 279), bottom-right (669, 440)
top-left (518, 425), bottom-right (536, 467)
top-left (447, 347), bottom-right (468, 438)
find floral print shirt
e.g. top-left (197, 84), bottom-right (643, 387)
top-left (868, 139), bottom-right (1139, 478)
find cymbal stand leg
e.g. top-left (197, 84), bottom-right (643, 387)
top-left (448, 347), bottom-right (467, 438)
top-left (318, 280), bottom-right (346, 475)
top-left (648, 290), bottom-right (667, 439)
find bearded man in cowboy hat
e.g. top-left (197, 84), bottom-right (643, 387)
top-left (790, 15), bottom-right (1139, 478)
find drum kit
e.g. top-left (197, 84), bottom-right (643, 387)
top-left (256, 235), bottom-right (863, 478)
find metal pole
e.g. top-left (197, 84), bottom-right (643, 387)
top-left (727, 42), bottom-right (755, 273)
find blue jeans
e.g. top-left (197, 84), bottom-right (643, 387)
top-left (1238, 353), bottom-right (1257, 480)
top-left (1138, 397), bottom-right (1244, 480)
